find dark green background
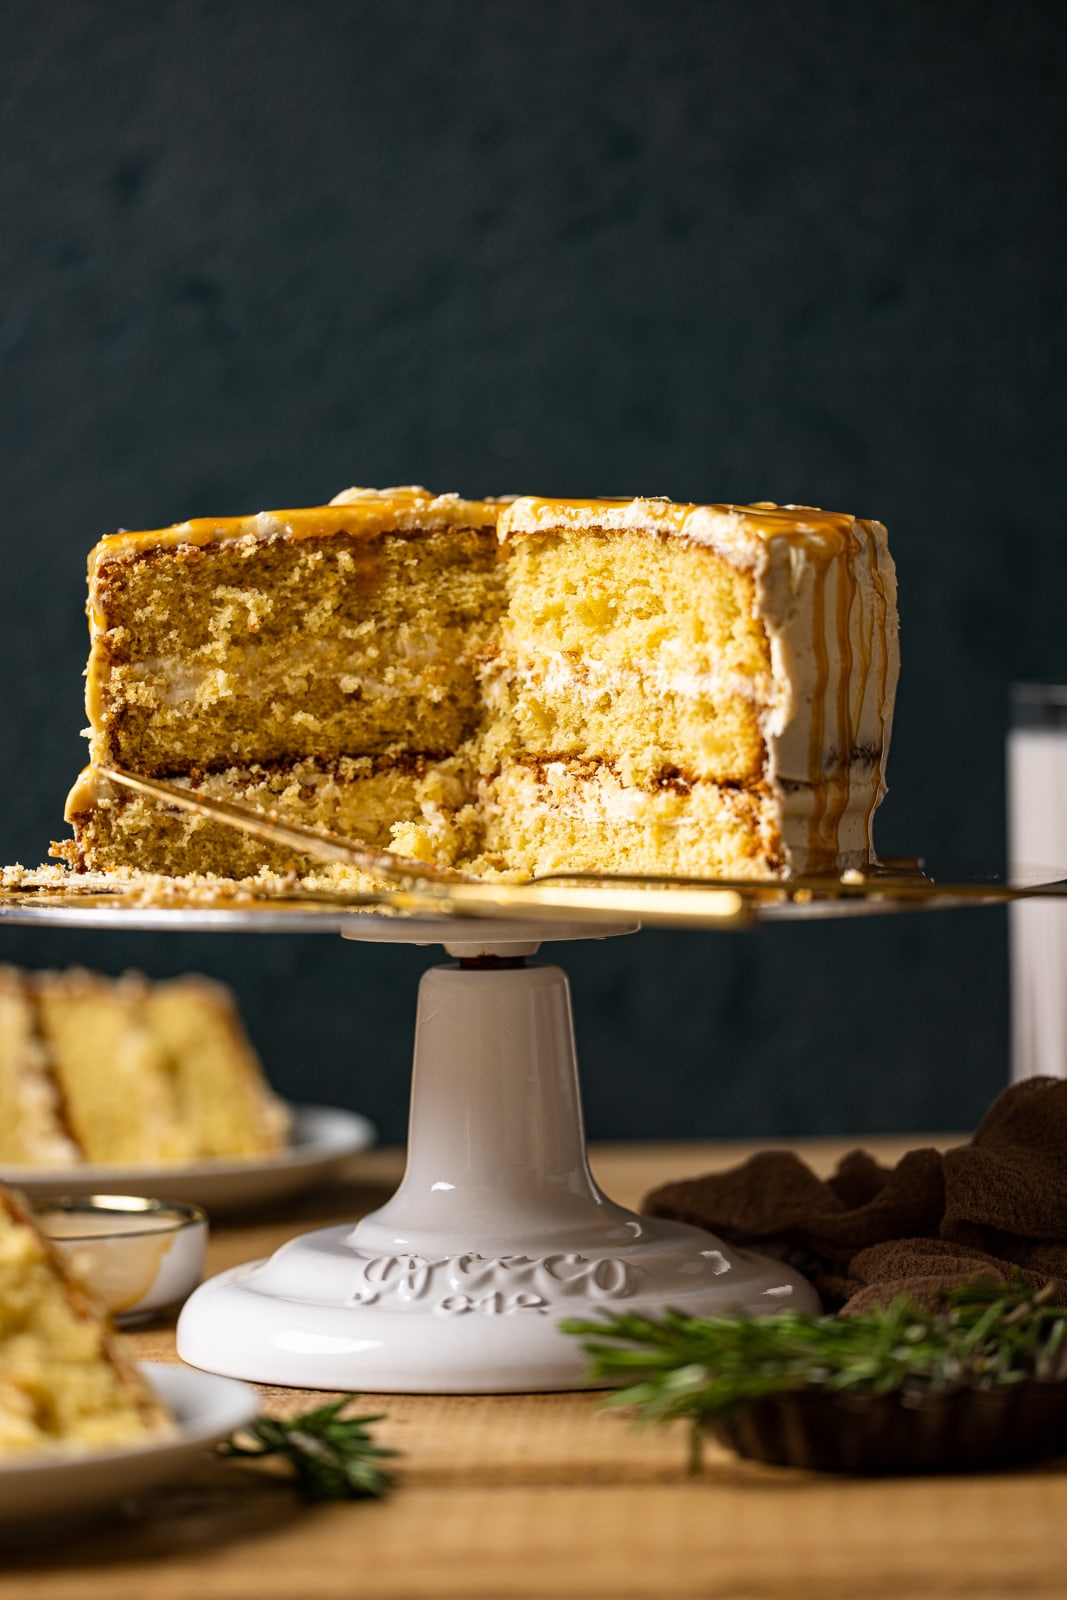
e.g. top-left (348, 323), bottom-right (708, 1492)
top-left (2, 1), bottom-right (1064, 1142)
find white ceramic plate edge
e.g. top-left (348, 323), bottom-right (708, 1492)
top-left (0, 1104), bottom-right (377, 1210)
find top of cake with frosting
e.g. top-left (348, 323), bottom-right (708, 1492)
top-left (87, 487), bottom-right (501, 577)
top-left (87, 489), bottom-right (877, 577)
top-left (497, 497), bottom-right (876, 569)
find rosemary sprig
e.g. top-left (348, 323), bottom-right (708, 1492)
top-left (218, 1395), bottom-right (398, 1501)
top-left (562, 1279), bottom-right (1067, 1469)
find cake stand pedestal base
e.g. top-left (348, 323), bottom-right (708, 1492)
top-left (177, 927), bottom-right (818, 1392)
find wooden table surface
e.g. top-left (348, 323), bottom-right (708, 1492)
top-left (5, 1135), bottom-right (1067, 1600)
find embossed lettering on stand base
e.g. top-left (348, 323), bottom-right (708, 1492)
top-left (347, 1251), bottom-right (638, 1316)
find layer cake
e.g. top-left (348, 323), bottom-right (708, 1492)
top-left (59, 488), bottom-right (899, 883)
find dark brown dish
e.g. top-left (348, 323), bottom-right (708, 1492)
top-left (712, 1379), bottom-right (1067, 1475)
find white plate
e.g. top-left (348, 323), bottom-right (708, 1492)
top-left (0, 1362), bottom-right (257, 1529)
top-left (0, 1104), bottom-right (377, 1214)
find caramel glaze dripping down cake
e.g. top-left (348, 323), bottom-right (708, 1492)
top-left (0, 1183), bottom-right (173, 1455)
top-left (57, 487), bottom-right (900, 884)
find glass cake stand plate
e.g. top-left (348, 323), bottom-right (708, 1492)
top-left (0, 1363), bottom-right (256, 1532)
top-left (1, 857), bottom-right (1064, 931)
top-left (0, 1105), bottom-right (377, 1214)
top-left (0, 864), bottom-right (1063, 1394)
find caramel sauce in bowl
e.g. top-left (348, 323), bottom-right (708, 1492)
top-left (33, 1195), bottom-right (207, 1325)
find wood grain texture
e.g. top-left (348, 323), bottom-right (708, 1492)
top-left (8, 1136), bottom-right (1065, 1600)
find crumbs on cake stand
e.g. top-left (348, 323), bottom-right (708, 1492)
top-left (0, 861), bottom-right (307, 907)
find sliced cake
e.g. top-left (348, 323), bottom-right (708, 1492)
top-left (0, 1183), bottom-right (172, 1455)
top-left (0, 968), bottom-right (287, 1168)
top-left (58, 488), bottom-right (899, 883)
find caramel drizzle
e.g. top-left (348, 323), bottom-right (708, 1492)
top-left (88, 489), bottom-right (500, 576)
top-left (820, 523), bottom-right (859, 862)
top-left (798, 514), bottom-right (893, 868)
top-left (91, 496), bottom-right (862, 589)
top-left (853, 549), bottom-right (876, 854)
top-left (872, 550), bottom-right (892, 816)
top-left (806, 555), bottom-right (831, 865)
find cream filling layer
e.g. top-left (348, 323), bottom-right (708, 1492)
top-left (110, 629), bottom-right (463, 716)
top-left (484, 653), bottom-right (776, 712)
top-left (485, 763), bottom-right (766, 827)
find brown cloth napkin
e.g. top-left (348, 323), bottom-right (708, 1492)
top-left (643, 1077), bottom-right (1067, 1314)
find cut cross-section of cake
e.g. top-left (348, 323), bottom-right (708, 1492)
top-left (58, 488), bottom-right (899, 884)
top-left (62, 487), bottom-right (503, 880)
top-left (471, 496), bottom-right (900, 878)
top-left (0, 1183), bottom-right (173, 1455)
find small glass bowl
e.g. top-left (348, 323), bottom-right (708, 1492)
top-left (33, 1194), bottom-right (208, 1326)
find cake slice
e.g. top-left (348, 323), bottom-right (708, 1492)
top-left (34, 971), bottom-right (190, 1165)
top-left (0, 1184), bottom-right (172, 1455)
top-left (141, 976), bottom-right (289, 1158)
top-left (58, 488), bottom-right (899, 884)
top-left (0, 967), bottom-right (287, 1168)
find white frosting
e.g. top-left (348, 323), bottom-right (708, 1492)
top-left (755, 517), bottom-right (899, 869)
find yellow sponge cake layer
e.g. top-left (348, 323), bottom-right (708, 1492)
top-left (482, 528), bottom-right (771, 786)
top-left (66, 754), bottom-right (472, 880)
top-left (142, 976), bottom-right (288, 1158)
top-left (34, 972), bottom-right (192, 1164)
top-left (89, 525), bottom-right (504, 774)
top-left (0, 972), bottom-right (78, 1165)
top-left (479, 762), bottom-right (776, 879)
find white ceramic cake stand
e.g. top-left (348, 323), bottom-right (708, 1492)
top-left (182, 915), bottom-right (824, 1392)
top-left (3, 868), bottom-right (1064, 1393)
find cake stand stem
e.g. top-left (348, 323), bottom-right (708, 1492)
top-left (353, 957), bottom-right (636, 1256)
top-left (177, 940), bottom-right (819, 1392)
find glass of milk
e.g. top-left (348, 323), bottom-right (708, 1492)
top-left (1008, 684), bottom-right (1067, 1081)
